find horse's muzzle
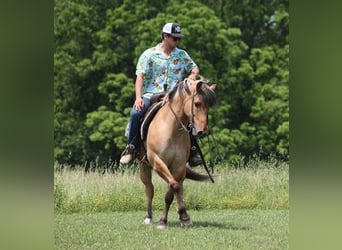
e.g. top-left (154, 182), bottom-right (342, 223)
top-left (194, 130), bottom-right (210, 138)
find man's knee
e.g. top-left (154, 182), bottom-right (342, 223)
top-left (131, 109), bottom-right (144, 119)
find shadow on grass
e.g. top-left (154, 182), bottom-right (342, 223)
top-left (165, 221), bottom-right (250, 230)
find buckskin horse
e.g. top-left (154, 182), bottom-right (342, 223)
top-left (137, 75), bottom-right (217, 229)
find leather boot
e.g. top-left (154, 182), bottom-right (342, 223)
top-left (188, 141), bottom-right (202, 167)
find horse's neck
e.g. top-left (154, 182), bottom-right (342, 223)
top-left (166, 99), bottom-right (189, 133)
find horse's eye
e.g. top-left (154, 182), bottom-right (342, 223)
top-left (194, 102), bottom-right (201, 108)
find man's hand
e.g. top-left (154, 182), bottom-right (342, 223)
top-left (133, 97), bottom-right (144, 111)
top-left (188, 74), bottom-right (196, 81)
top-left (188, 67), bottom-right (199, 81)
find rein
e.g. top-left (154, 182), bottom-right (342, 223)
top-left (168, 102), bottom-right (190, 132)
top-left (189, 90), bottom-right (195, 130)
top-left (167, 78), bottom-right (195, 132)
top-left (191, 134), bottom-right (215, 183)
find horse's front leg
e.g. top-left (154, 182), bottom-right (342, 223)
top-left (150, 155), bottom-right (191, 227)
top-left (157, 187), bottom-right (174, 229)
top-left (139, 163), bottom-right (154, 224)
top-left (159, 179), bottom-right (192, 228)
top-left (174, 180), bottom-right (192, 227)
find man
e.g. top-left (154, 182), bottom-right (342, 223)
top-left (120, 23), bottom-right (202, 166)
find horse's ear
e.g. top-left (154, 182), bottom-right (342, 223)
top-left (196, 80), bottom-right (203, 92)
top-left (210, 84), bottom-right (217, 91)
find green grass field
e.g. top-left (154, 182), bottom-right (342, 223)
top-left (55, 209), bottom-right (288, 249)
top-left (54, 161), bottom-right (288, 249)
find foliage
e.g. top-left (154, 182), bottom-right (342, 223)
top-left (54, 0), bottom-right (289, 166)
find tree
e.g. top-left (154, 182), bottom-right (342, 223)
top-left (54, 0), bottom-right (289, 166)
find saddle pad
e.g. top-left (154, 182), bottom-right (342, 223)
top-left (140, 101), bottom-right (163, 141)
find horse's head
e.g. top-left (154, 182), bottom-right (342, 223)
top-left (186, 76), bottom-right (217, 138)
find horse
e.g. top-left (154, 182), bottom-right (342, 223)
top-left (137, 75), bottom-right (217, 229)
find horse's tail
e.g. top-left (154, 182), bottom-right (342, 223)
top-left (185, 167), bottom-right (212, 182)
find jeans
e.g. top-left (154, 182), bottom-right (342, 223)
top-left (127, 96), bottom-right (151, 144)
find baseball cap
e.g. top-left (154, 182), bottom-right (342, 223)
top-left (162, 23), bottom-right (184, 38)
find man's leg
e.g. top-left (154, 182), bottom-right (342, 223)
top-left (188, 134), bottom-right (203, 167)
top-left (120, 97), bottom-right (150, 164)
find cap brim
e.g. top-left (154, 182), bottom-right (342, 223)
top-left (171, 33), bottom-right (183, 38)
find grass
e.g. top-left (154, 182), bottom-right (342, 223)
top-left (54, 160), bottom-right (289, 249)
top-left (55, 209), bottom-right (289, 249)
top-left (54, 162), bottom-right (288, 213)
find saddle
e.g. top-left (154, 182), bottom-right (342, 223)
top-left (140, 100), bottom-right (164, 141)
top-left (140, 90), bottom-right (171, 141)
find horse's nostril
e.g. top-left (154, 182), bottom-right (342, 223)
top-left (197, 131), bottom-right (206, 138)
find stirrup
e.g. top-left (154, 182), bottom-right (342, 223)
top-left (121, 144), bottom-right (135, 156)
top-left (120, 144), bottom-right (136, 164)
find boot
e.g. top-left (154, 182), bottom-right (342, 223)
top-left (188, 145), bottom-right (202, 167)
top-left (119, 144), bottom-right (136, 164)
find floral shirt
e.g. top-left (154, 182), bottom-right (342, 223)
top-left (136, 43), bottom-right (197, 98)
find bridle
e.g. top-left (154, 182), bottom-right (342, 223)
top-left (168, 78), bottom-right (215, 183)
top-left (168, 78), bottom-right (197, 133)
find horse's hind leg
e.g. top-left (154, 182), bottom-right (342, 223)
top-left (157, 187), bottom-right (174, 229)
top-left (139, 163), bottom-right (154, 224)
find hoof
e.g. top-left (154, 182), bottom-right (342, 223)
top-left (157, 220), bottom-right (167, 229)
top-left (180, 219), bottom-right (193, 228)
top-left (143, 217), bottom-right (153, 225)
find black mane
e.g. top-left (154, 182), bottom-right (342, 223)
top-left (166, 76), bottom-right (216, 107)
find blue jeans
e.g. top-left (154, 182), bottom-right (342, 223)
top-left (127, 97), bottom-right (151, 144)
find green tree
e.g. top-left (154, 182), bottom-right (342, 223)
top-left (54, 0), bottom-right (289, 167)
top-left (85, 73), bottom-right (135, 162)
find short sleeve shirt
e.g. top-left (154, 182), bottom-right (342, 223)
top-left (136, 43), bottom-right (197, 98)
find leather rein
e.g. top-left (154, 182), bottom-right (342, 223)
top-left (167, 78), bottom-right (195, 133)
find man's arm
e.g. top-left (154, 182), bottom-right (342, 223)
top-left (133, 74), bottom-right (144, 111)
